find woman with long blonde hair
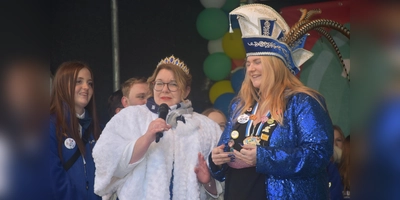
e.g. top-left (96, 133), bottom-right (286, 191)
top-left (208, 4), bottom-right (345, 199)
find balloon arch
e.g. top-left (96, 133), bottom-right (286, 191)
top-left (196, 0), bottom-right (245, 117)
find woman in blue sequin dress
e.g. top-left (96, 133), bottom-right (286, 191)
top-left (207, 4), bottom-right (349, 199)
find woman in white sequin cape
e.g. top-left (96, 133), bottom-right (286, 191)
top-left (93, 100), bottom-right (222, 200)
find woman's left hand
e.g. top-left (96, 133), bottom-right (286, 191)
top-left (233, 144), bottom-right (257, 166)
top-left (194, 152), bottom-right (210, 184)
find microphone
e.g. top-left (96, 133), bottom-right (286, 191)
top-left (156, 103), bottom-right (169, 143)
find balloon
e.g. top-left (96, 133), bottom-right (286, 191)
top-left (203, 52), bottom-right (232, 81)
top-left (221, 0), bottom-right (240, 12)
top-left (196, 8), bottom-right (229, 40)
top-left (209, 80), bottom-right (234, 104)
top-left (207, 38), bottom-right (224, 54)
top-left (200, 0), bottom-right (226, 8)
top-left (222, 28), bottom-right (246, 59)
top-left (231, 58), bottom-right (245, 71)
top-left (230, 67), bottom-right (245, 93)
top-left (213, 93), bottom-right (236, 117)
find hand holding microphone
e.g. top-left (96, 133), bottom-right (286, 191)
top-left (155, 103), bottom-right (170, 143)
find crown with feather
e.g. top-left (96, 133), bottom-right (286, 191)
top-left (229, 4), bottom-right (350, 78)
top-left (157, 55), bottom-right (189, 75)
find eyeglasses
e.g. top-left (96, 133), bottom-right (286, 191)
top-left (153, 81), bottom-right (179, 92)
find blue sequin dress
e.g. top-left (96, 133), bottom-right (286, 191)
top-left (209, 93), bottom-right (333, 199)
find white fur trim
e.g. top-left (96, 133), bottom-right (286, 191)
top-left (93, 104), bottom-right (222, 200)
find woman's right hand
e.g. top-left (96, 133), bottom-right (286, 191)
top-left (130, 118), bottom-right (172, 164)
top-left (211, 144), bottom-right (232, 166)
top-left (144, 118), bottom-right (171, 141)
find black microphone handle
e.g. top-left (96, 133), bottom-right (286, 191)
top-left (155, 131), bottom-right (163, 143)
top-left (155, 103), bottom-right (169, 143)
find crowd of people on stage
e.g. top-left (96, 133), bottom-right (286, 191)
top-left (0, 3), bottom-right (356, 200)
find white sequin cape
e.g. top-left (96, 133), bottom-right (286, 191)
top-left (93, 103), bottom-right (221, 200)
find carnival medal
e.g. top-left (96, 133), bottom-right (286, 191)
top-left (243, 136), bottom-right (260, 146)
top-left (231, 130), bottom-right (239, 139)
top-left (261, 133), bottom-right (269, 141)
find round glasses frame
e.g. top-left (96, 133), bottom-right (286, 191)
top-left (153, 81), bottom-right (179, 92)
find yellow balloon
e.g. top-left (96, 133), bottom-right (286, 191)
top-left (209, 80), bottom-right (234, 104)
top-left (222, 28), bottom-right (246, 59)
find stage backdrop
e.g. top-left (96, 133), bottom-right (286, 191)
top-left (280, 0), bottom-right (351, 136)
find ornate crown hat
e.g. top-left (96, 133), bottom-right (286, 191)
top-left (157, 55), bottom-right (189, 75)
top-left (229, 4), bottom-right (350, 77)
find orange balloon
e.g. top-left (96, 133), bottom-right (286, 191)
top-left (231, 59), bottom-right (245, 70)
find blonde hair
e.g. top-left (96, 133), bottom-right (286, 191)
top-left (147, 63), bottom-right (192, 101)
top-left (235, 56), bottom-right (324, 124)
top-left (121, 77), bottom-right (147, 97)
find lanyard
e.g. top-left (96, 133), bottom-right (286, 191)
top-left (245, 102), bottom-right (271, 137)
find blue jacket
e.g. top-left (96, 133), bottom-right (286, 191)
top-left (49, 110), bottom-right (101, 200)
top-left (210, 93), bottom-right (333, 199)
top-left (327, 161), bottom-right (344, 200)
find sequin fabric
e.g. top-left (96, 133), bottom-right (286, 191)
top-left (209, 93), bottom-right (333, 199)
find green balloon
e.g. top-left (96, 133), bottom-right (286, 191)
top-left (221, 0), bottom-right (240, 12)
top-left (196, 8), bottom-right (229, 40)
top-left (203, 53), bottom-right (232, 81)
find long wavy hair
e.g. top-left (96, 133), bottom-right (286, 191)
top-left (50, 61), bottom-right (101, 160)
top-left (235, 56), bottom-right (324, 124)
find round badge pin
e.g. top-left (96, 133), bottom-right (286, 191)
top-left (237, 114), bottom-right (249, 124)
top-left (64, 138), bottom-right (76, 149)
top-left (231, 130), bottom-right (239, 139)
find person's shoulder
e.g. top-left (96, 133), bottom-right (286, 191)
top-left (192, 112), bottom-right (208, 121)
top-left (193, 112), bottom-right (217, 125)
top-left (118, 104), bottom-right (149, 115)
top-left (288, 92), bottom-right (323, 104)
top-left (107, 104), bottom-right (150, 124)
top-left (286, 92), bottom-right (326, 111)
top-left (193, 112), bottom-right (209, 119)
top-left (289, 92), bottom-right (312, 100)
top-left (193, 112), bottom-right (221, 131)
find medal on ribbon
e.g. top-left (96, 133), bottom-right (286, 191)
top-left (231, 130), bottom-right (239, 139)
top-left (261, 133), bottom-right (270, 141)
top-left (243, 136), bottom-right (260, 146)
